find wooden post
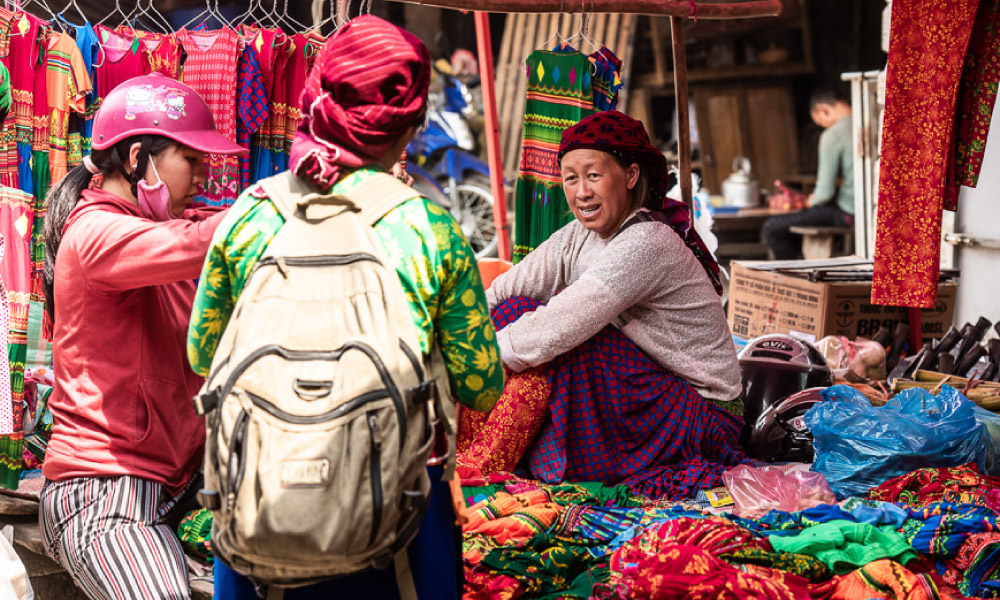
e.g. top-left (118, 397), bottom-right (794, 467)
top-left (475, 11), bottom-right (512, 261)
top-left (670, 16), bottom-right (693, 210)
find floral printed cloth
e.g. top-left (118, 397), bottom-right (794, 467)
top-left (872, 0), bottom-right (983, 308)
top-left (944, 0), bottom-right (1000, 210)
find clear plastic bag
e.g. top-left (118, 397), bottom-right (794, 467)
top-left (722, 463), bottom-right (836, 518)
top-left (815, 336), bottom-right (887, 380)
top-left (0, 525), bottom-right (33, 600)
top-left (805, 384), bottom-right (991, 498)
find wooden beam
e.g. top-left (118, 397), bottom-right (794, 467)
top-left (390, 0), bottom-right (782, 19)
top-left (670, 15), bottom-right (693, 210)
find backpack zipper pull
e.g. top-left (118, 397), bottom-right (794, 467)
top-left (367, 413), bottom-right (382, 451)
top-left (275, 257), bottom-right (289, 278)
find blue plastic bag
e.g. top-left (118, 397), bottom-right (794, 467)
top-left (805, 385), bottom-right (991, 499)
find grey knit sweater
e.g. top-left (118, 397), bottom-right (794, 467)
top-left (488, 213), bottom-right (741, 401)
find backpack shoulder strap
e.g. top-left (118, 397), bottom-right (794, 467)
top-left (258, 171), bottom-right (422, 227)
top-left (257, 171), bottom-right (319, 222)
top-left (341, 172), bottom-right (423, 227)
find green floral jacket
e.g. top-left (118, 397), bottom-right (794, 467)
top-left (187, 167), bottom-right (503, 412)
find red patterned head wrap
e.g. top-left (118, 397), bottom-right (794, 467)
top-left (290, 15), bottom-right (430, 190)
top-left (558, 111), bottom-right (723, 295)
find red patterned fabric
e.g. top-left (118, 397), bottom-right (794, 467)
top-left (178, 27), bottom-right (240, 207)
top-left (944, 0), bottom-right (1000, 211)
top-left (93, 25), bottom-right (152, 95)
top-left (868, 463), bottom-right (1000, 509)
top-left (457, 367), bottom-right (551, 479)
top-left (872, 0), bottom-right (982, 308)
top-left (290, 15), bottom-right (430, 191)
top-left (283, 33), bottom-right (310, 158)
top-left (117, 28), bottom-right (181, 79)
top-left (236, 45), bottom-right (268, 191)
top-left (601, 540), bottom-right (811, 599)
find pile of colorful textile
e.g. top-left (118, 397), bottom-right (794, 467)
top-left (460, 464), bottom-right (1000, 599)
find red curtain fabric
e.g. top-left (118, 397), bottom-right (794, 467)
top-left (872, 0), bottom-right (983, 308)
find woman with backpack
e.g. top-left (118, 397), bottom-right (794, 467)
top-left (187, 15), bottom-right (503, 600)
top-left (38, 74), bottom-right (247, 599)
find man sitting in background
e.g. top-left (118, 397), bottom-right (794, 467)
top-left (763, 86), bottom-right (855, 260)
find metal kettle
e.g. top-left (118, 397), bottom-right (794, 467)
top-left (722, 156), bottom-right (760, 208)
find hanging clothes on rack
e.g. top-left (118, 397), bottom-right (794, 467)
top-left (235, 43), bottom-right (268, 191)
top-left (93, 25), bottom-right (152, 112)
top-left (8, 12), bottom-right (45, 198)
top-left (178, 26), bottom-right (241, 207)
top-left (943, 0), bottom-right (1000, 211)
top-left (45, 30), bottom-right (92, 187)
top-left (0, 185), bottom-right (32, 490)
top-left (240, 25), bottom-right (285, 183)
top-left (28, 27), bottom-right (50, 301)
top-left (590, 46), bottom-right (623, 112)
top-left (303, 29), bottom-right (326, 71)
top-left (0, 13), bottom-right (17, 190)
top-left (872, 0), bottom-right (982, 308)
top-left (66, 22), bottom-right (99, 167)
top-left (0, 235), bottom-right (14, 490)
top-left (513, 48), bottom-right (595, 263)
top-left (121, 27), bottom-right (182, 78)
top-left (276, 32), bottom-right (311, 174)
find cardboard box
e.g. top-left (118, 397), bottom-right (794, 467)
top-left (727, 260), bottom-right (958, 343)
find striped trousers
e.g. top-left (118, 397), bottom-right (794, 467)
top-left (40, 474), bottom-right (201, 600)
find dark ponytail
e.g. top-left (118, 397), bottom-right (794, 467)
top-left (43, 135), bottom-right (174, 322)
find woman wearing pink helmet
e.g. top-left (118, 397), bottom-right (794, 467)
top-left (38, 73), bottom-right (246, 600)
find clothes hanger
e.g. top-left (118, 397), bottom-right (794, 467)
top-left (19, 0), bottom-right (61, 30)
top-left (255, 0), bottom-right (284, 32)
top-left (181, 0), bottom-right (232, 29)
top-left (563, 0), bottom-right (601, 55)
top-left (534, 0), bottom-right (566, 53)
top-left (230, 0), bottom-right (257, 32)
top-left (128, 0), bottom-right (173, 35)
top-left (57, 0), bottom-right (110, 68)
top-left (55, 0), bottom-right (88, 28)
top-left (96, 0), bottom-right (133, 30)
top-left (278, 0), bottom-right (309, 33)
top-left (210, 0), bottom-right (236, 30)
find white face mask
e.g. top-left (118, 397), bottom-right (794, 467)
top-left (136, 158), bottom-right (174, 221)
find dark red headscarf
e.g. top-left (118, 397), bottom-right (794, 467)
top-left (290, 15), bottom-right (430, 191)
top-left (558, 111), bottom-right (723, 295)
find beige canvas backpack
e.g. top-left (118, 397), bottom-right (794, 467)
top-left (193, 171), bottom-right (455, 593)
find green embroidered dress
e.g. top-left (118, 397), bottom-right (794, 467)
top-left (512, 49), bottom-right (594, 263)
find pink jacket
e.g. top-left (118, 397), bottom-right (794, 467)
top-left (42, 188), bottom-right (226, 494)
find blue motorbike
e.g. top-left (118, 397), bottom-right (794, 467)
top-left (407, 71), bottom-right (498, 258)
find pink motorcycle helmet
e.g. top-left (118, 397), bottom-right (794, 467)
top-left (91, 73), bottom-right (246, 155)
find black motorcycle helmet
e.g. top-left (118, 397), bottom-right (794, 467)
top-left (747, 388), bottom-right (826, 463)
top-left (738, 334), bottom-right (833, 454)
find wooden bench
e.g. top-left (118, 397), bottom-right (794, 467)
top-left (0, 493), bottom-right (213, 599)
top-left (789, 225), bottom-right (854, 259)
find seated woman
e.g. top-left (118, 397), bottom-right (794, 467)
top-left (457, 110), bottom-right (745, 499)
